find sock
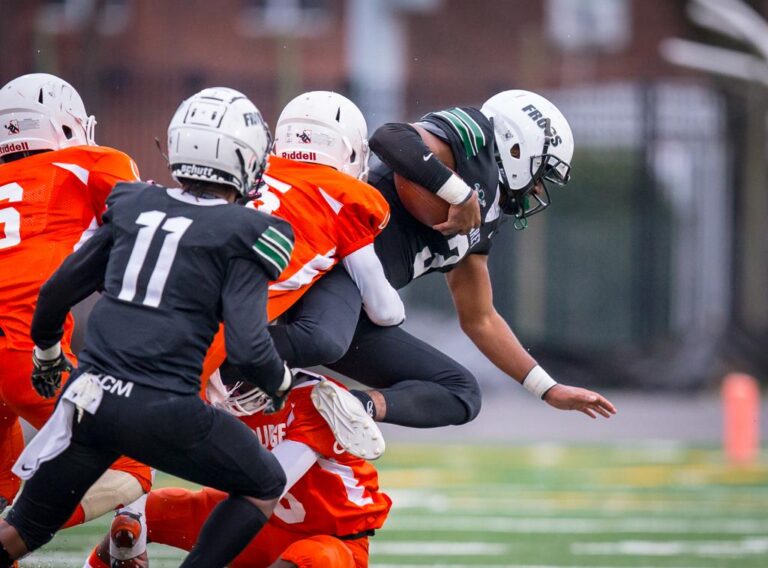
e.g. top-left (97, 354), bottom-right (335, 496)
top-left (61, 504), bottom-right (86, 529)
top-left (178, 496), bottom-right (268, 567)
top-left (350, 390), bottom-right (377, 419)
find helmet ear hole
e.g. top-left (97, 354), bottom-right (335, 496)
top-left (510, 143), bottom-right (520, 159)
top-left (350, 149), bottom-right (356, 163)
top-left (62, 125), bottom-right (73, 139)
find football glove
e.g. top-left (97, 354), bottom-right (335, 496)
top-left (265, 364), bottom-right (295, 414)
top-left (31, 347), bottom-right (73, 399)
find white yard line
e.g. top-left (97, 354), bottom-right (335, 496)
top-left (370, 541), bottom-right (510, 556)
top-left (384, 515), bottom-right (768, 534)
top-left (572, 537), bottom-right (768, 557)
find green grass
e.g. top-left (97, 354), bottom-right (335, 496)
top-left (20, 443), bottom-right (768, 567)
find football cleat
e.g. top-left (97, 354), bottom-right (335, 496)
top-left (109, 512), bottom-right (148, 567)
top-left (310, 380), bottom-right (385, 460)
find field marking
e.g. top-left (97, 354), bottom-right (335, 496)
top-left (372, 565), bottom-right (703, 568)
top-left (371, 541), bottom-right (509, 556)
top-left (572, 537), bottom-right (768, 557)
top-left (384, 515), bottom-right (768, 534)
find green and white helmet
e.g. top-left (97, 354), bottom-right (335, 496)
top-left (481, 90), bottom-right (573, 220)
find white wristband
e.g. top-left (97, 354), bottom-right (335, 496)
top-left (34, 342), bottom-right (62, 361)
top-left (277, 363), bottom-right (292, 394)
top-left (522, 365), bottom-right (558, 399)
top-left (436, 174), bottom-right (473, 205)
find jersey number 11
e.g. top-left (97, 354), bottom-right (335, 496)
top-left (118, 210), bottom-right (192, 308)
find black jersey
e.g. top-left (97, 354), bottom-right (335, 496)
top-left (31, 182), bottom-right (294, 395)
top-left (370, 107), bottom-right (504, 289)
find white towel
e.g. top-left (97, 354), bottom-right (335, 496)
top-left (13, 373), bottom-right (104, 480)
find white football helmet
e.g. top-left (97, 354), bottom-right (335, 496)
top-left (167, 87), bottom-right (272, 195)
top-left (0, 73), bottom-right (95, 158)
top-left (481, 90), bottom-right (573, 222)
top-left (274, 91), bottom-right (369, 181)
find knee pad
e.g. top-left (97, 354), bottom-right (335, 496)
top-left (80, 470), bottom-right (145, 522)
top-left (280, 535), bottom-right (355, 568)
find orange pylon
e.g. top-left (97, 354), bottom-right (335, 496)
top-left (722, 373), bottom-right (760, 465)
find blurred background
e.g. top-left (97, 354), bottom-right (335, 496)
top-left (4, 0), bottom-right (768, 396)
top-left (4, 1), bottom-right (768, 566)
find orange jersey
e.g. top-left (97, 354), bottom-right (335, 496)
top-left (0, 145), bottom-right (139, 350)
top-left (200, 156), bottom-right (389, 383)
top-left (240, 378), bottom-right (391, 537)
top-left (256, 156), bottom-right (390, 319)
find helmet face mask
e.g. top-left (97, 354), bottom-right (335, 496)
top-left (274, 91), bottom-right (369, 181)
top-left (482, 90), bottom-right (574, 228)
top-left (167, 87), bottom-right (272, 196)
top-left (0, 73), bottom-right (95, 159)
top-left (215, 380), bottom-right (273, 417)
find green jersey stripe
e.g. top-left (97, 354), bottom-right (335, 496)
top-left (261, 234), bottom-right (292, 264)
top-left (263, 226), bottom-right (293, 253)
top-left (452, 108), bottom-right (486, 147)
top-left (252, 241), bottom-right (288, 273)
top-left (435, 111), bottom-right (474, 158)
top-left (447, 109), bottom-right (479, 155)
top-left (257, 237), bottom-right (290, 267)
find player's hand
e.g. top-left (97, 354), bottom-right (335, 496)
top-left (31, 347), bottom-right (73, 399)
top-left (433, 191), bottom-right (481, 236)
top-left (265, 365), bottom-right (295, 414)
top-left (543, 384), bottom-right (616, 419)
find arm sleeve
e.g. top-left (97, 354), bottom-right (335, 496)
top-left (369, 122), bottom-right (453, 194)
top-left (271, 440), bottom-right (319, 496)
top-left (220, 258), bottom-right (286, 395)
top-left (342, 244), bottom-right (404, 326)
top-left (31, 224), bottom-right (113, 349)
top-left (88, 151), bottom-right (140, 223)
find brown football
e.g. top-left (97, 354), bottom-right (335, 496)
top-left (394, 124), bottom-right (456, 227)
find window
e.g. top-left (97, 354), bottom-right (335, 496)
top-left (37, 0), bottom-right (131, 36)
top-left (546, 0), bottom-right (631, 53)
top-left (238, 0), bottom-right (331, 37)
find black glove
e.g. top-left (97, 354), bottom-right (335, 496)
top-left (265, 365), bottom-right (295, 414)
top-left (31, 349), bottom-right (74, 398)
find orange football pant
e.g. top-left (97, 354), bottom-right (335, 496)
top-left (0, 340), bottom-right (152, 506)
top-left (147, 487), bottom-right (366, 567)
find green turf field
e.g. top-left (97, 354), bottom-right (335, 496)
top-left (19, 443), bottom-right (768, 567)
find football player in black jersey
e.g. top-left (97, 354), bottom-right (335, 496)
top-left (273, 90), bottom-right (615, 456)
top-left (0, 88), bottom-right (295, 568)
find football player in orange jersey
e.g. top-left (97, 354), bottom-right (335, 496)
top-left (0, 74), bottom-right (151, 524)
top-left (85, 370), bottom-right (391, 568)
top-left (201, 91), bottom-right (404, 392)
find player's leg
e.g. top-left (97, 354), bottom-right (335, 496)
top-left (0, 344), bottom-right (34, 510)
top-left (271, 535), bottom-right (358, 568)
top-left (269, 265), bottom-right (362, 367)
top-left (327, 316), bottom-right (482, 427)
top-left (3, 347), bottom-right (151, 529)
top-left (1, 438), bottom-right (119, 561)
top-left (111, 392), bottom-right (285, 568)
top-left (0, 401), bottom-right (23, 512)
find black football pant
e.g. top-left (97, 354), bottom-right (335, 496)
top-left (6, 375), bottom-right (285, 556)
top-left (270, 266), bottom-right (482, 427)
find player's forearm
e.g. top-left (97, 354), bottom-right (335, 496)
top-left (343, 244), bottom-right (404, 326)
top-left (461, 312), bottom-right (537, 382)
top-left (370, 123), bottom-right (453, 192)
top-left (222, 259), bottom-right (287, 394)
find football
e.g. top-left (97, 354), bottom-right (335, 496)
top-left (394, 124), bottom-right (456, 227)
